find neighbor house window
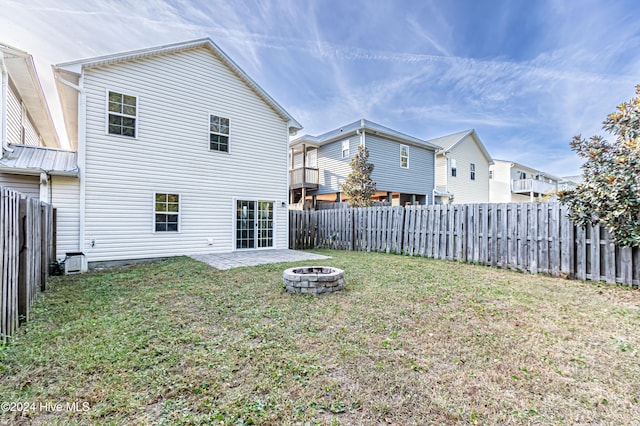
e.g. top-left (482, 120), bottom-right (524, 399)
top-left (489, 170), bottom-right (493, 179)
top-left (108, 91), bottom-right (137, 137)
top-left (470, 163), bottom-right (476, 180)
top-left (451, 158), bottom-right (457, 177)
top-left (210, 115), bottom-right (230, 152)
top-left (154, 193), bottom-right (180, 232)
top-left (342, 139), bottom-right (349, 159)
top-left (400, 145), bottom-right (409, 168)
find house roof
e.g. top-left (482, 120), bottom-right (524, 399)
top-left (0, 43), bottom-right (61, 148)
top-left (290, 119), bottom-right (442, 151)
top-left (0, 144), bottom-right (78, 176)
top-left (492, 159), bottom-right (561, 181)
top-left (428, 129), bottom-right (493, 164)
top-left (53, 38), bottom-right (302, 149)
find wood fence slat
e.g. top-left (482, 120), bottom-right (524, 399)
top-left (540, 203), bottom-right (549, 274)
top-left (489, 204), bottom-right (498, 267)
top-left (529, 204), bottom-right (538, 275)
top-left (433, 206), bottom-right (441, 259)
top-left (604, 229), bottom-right (616, 284)
top-left (508, 204), bottom-right (517, 269)
top-left (620, 246), bottom-right (633, 286)
top-left (575, 225), bottom-right (587, 281)
top-left (549, 203), bottom-right (560, 277)
top-left (590, 225), bottom-right (600, 282)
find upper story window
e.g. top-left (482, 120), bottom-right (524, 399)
top-left (341, 139), bottom-right (350, 159)
top-left (470, 163), bottom-right (476, 180)
top-left (210, 115), bottom-right (230, 152)
top-left (518, 171), bottom-right (527, 180)
top-left (154, 193), bottom-right (180, 232)
top-left (108, 91), bottom-right (137, 137)
top-left (400, 145), bottom-right (409, 168)
top-left (451, 158), bottom-right (457, 177)
top-left (489, 170), bottom-right (493, 179)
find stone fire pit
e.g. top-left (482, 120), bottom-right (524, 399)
top-left (283, 266), bottom-right (345, 294)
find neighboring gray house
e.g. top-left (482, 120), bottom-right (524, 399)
top-left (289, 119), bottom-right (440, 207)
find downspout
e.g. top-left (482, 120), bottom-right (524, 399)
top-left (0, 51), bottom-right (14, 159)
top-left (444, 151), bottom-right (450, 196)
top-left (56, 74), bottom-right (86, 253)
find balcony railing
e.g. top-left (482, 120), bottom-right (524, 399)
top-left (289, 167), bottom-right (319, 190)
top-left (511, 179), bottom-right (557, 195)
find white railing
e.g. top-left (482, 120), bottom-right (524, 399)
top-left (511, 179), bottom-right (556, 195)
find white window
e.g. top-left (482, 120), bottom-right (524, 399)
top-left (108, 91), bottom-right (137, 137)
top-left (489, 170), bottom-right (493, 179)
top-left (451, 158), bottom-right (457, 177)
top-left (341, 139), bottom-right (350, 159)
top-left (210, 115), bottom-right (230, 152)
top-left (154, 193), bottom-right (180, 232)
top-left (470, 163), bottom-right (476, 180)
top-left (400, 145), bottom-right (409, 168)
top-left (518, 171), bottom-right (527, 180)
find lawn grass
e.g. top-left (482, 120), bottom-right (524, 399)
top-left (1, 250), bottom-right (639, 425)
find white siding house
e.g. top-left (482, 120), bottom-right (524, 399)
top-left (53, 38), bottom-right (301, 263)
top-left (489, 160), bottom-right (560, 203)
top-left (0, 43), bottom-right (67, 200)
top-left (429, 129), bottom-right (493, 204)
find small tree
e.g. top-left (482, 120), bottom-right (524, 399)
top-left (559, 84), bottom-right (640, 247)
top-left (342, 144), bottom-right (376, 207)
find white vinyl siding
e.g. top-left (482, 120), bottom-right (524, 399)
top-left (22, 113), bottom-right (42, 146)
top-left (0, 173), bottom-right (40, 198)
top-left (6, 80), bottom-right (48, 147)
top-left (50, 176), bottom-right (81, 260)
top-left (443, 135), bottom-right (490, 203)
top-left (80, 47), bottom-right (289, 262)
top-left (7, 84), bottom-right (22, 145)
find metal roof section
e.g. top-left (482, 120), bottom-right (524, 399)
top-left (290, 119), bottom-right (442, 151)
top-left (53, 38), bottom-right (302, 142)
top-left (428, 129), bottom-right (494, 165)
top-left (492, 159), bottom-right (561, 181)
top-left (0, 144), bottom-right (78, 176)
top-left (0, 43), bottom-right (61, 148)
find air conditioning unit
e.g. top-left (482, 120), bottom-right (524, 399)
top-left (65, 252), bottom-right (87, 274)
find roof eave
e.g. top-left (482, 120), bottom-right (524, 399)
top-left (2, 44), bottom-right (61, 148)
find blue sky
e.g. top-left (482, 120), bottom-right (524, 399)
top-left (1, 0), bottom-right (639, 176)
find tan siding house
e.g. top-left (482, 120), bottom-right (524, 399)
top-left (429, 129), bottom-right (493, 204)
top-left (54, 38), bottom-right (301, 263)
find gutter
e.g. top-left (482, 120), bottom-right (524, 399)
top-left (55, 73), bottom-right (86, 252)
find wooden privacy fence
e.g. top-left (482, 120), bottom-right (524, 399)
top-left (1, 187), bottom-right (55, 342)
top-left (290, 202), bottom-right (640, 287)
